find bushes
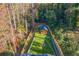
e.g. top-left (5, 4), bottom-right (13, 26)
top-left (60, 37), bottom-right (78, 56)
top-left (0, 51), bottom-right (14, 56)
top-left (53, 28), bottom-right (78, 55)
top-left (37, 4), bottom-right (79, 55)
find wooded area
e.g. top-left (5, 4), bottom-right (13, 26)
top-left (0, 3), bottom-right (79, 56)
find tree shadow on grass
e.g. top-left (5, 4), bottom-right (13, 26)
top-left (42, 33), bottom-right (55, 55)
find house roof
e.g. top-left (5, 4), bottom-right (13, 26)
top-left (39, 24), bottom-right (48, 30)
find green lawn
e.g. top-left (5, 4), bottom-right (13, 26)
top-left (27, 32), bottom-right (55, 55)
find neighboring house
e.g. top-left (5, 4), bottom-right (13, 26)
top-left (39, 24), bottom-right (48, 35)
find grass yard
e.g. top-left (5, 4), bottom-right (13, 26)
top-left (27, 32), bottom-right (55, 55)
